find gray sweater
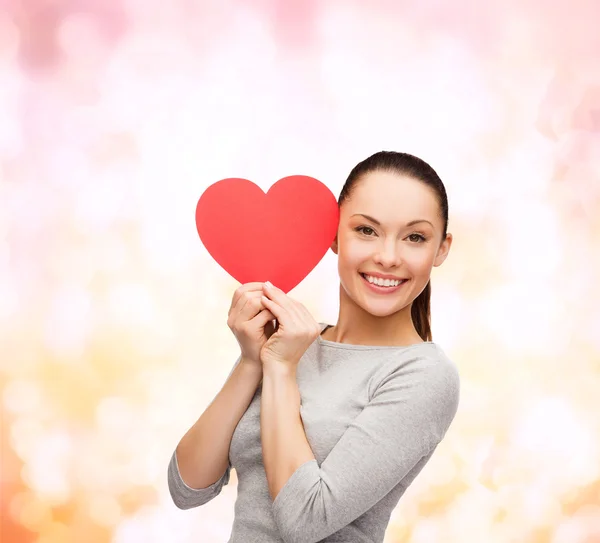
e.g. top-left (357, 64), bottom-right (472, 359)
top-left (168, 323), bottom-right (460, 543)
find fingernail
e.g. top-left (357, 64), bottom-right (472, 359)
top-left (265, 281), bottom-right (273, 289)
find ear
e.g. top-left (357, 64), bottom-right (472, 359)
top-left (330, 235), bottom-right (338, 255)
top-left (433, 232), bottom-right (452, 267)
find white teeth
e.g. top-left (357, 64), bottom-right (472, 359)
top-left (363, 274), bottom-right (403, 287)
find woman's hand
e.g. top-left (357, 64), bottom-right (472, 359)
top-left (259, 282), bottom-right (321, 369)
top-left (227, 283), bottom-right (277, 368)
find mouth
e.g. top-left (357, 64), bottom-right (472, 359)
top-left (360, 273), bottom-right (408, 293)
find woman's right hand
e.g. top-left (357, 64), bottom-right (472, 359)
top-left (227, 282), bottom-right (276, 368)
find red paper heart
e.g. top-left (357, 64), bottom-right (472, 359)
top-left (195, 176), bottom-right (340, 293)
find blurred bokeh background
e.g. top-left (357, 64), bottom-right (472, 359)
top-left (1, 1), bottom-right (600, 542)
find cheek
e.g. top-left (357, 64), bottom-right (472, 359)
top-left (338, 240), bottom-right (369, 268)
top-left (405, 251), bottom-right (436, 275)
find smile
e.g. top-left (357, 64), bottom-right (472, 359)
top-left (360, 273), bottom-right (408, 293)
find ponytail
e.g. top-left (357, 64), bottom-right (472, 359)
top-left (411, 280), bottom-right (432, 342)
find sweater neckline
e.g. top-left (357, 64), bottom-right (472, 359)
top-left (317, 323), bottom-right (436, 351)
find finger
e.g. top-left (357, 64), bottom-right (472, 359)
top-left (273, 289), bottom-right (307, 325)
top-left (236, 293), bottom-right (265, 323)
top-left (260, 295), bottom-right (288, 325)
top-left (228, 293), bottom-right (263, 329)
top-left (263, 285), bottom-right (318, 336)
top-left (263, 284), bottom-right (313, 333)
top-left (249, 307), bottom-right (276, 329)
top-left (262, 282), bottom-right (298, 315)
top-left (229, 283), bottom-right (265, 315)
top-left (229, 283), bottom-right (266, 315)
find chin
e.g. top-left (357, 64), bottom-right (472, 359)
top-left (360, 302), bottom-right (407, 319)
top-left (348, 289), bottom-right (408, 319)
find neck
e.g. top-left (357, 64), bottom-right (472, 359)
top-left (324, 284), bottom-right (425, 347)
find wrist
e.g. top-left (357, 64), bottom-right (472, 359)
top-left (239, 357), bottom-right (264, 373)
top-left (262, 359), bottom-right (296, 378)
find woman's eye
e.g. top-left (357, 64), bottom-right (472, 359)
top-left (356, 226), bottom-right (375, 236)
top-left (408, 233), bottom-right (426, 243)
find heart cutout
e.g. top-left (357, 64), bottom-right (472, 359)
top-left (195, 175), bottom-right (339, 293)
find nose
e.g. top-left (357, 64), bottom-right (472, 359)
top-left (373, 239), bottom-right (401, 268)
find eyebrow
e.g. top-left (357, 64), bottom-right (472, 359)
top-left (351, 213), bottom-right (434, 228)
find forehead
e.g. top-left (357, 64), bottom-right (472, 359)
top-left (341, 170), bottom-right (440, 223)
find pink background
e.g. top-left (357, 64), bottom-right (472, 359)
top-left (1, 1), bottom-right (599, 542)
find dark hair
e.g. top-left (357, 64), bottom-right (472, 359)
top-left (338, 151), bottom-right (449, 342)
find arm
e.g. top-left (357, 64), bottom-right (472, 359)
top-left (168, 356), bottom-right (263, 509)
top-left (266, 359), bottom-right (460, 543)
top-left (260, 363), bottom-right (316, 501)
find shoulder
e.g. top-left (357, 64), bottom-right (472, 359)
top-left (374, 343), bottom-right (460, 406)
top-left (366, 344), bottom-right (460, 450)
top-left (407, 346), bottom-right (461, 430)
top-left (426, 344), bottom-right (461, 393)
top-left (415, 344), bottom-right (460, 397)
top-left (377, 342), bottom-right (458, 377)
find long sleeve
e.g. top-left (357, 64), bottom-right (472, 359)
top-left (168, 449), bottom-right (231, 509)
top-left (270, 357), bottom-right (460, 543)
top-left (167, 356), bottom-right (244, 510)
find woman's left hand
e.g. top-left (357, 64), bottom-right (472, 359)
top-left (259, 282), bottom-right (322, 369)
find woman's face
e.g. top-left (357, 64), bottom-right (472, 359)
top-left (332, 170), bottom-right (452, 318)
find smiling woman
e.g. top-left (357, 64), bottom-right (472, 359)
top-left (167, 151), bottom-right (460, 543)
top-left (328, 151), bottom-right (453, 345)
